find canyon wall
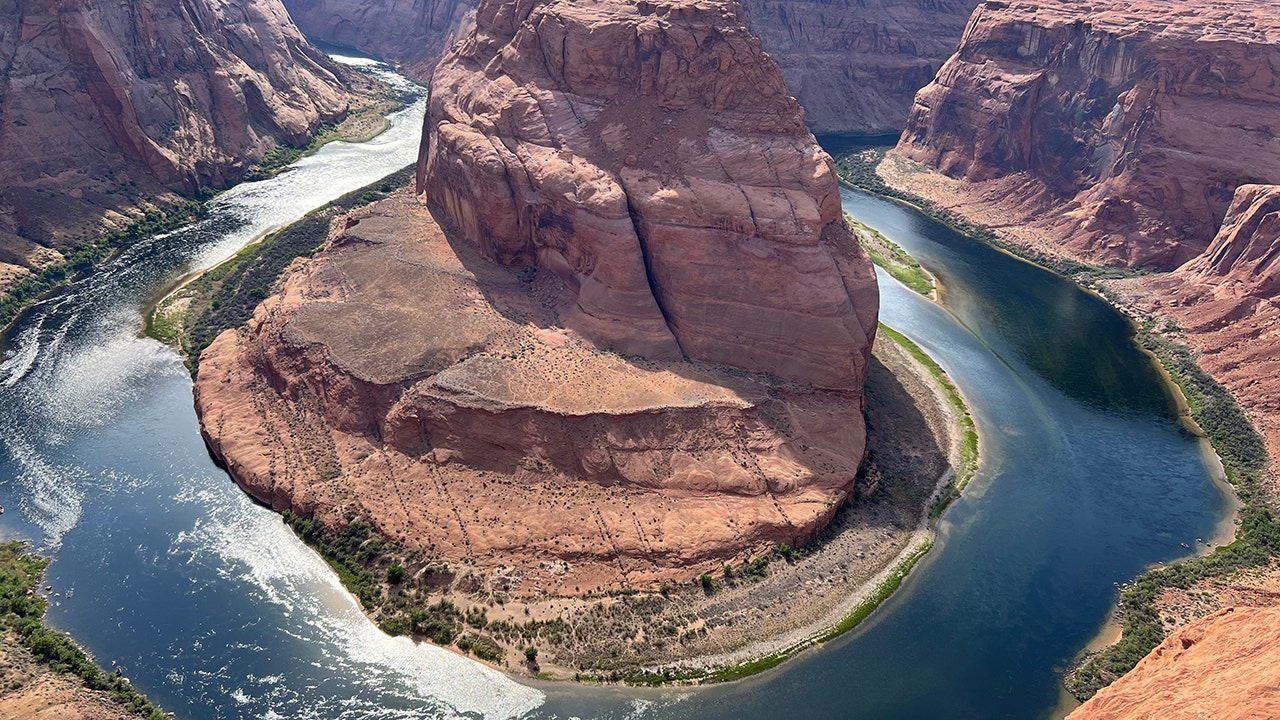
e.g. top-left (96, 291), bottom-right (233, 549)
top-left (280, 0), bottom-right (475, 78)
top-left (0, 0), bottom-right (350, 294)
top-left (740, 0), bottom-right (977, 134)
top-left (896, 0), bottom-right (1280, 269)
top-left (282, 0), bottom-right (975, 134)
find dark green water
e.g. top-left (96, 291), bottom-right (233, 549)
top-left (0, 113), bottom-right (1231, 718)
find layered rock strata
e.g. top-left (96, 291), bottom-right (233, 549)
top-left (1067, 606), bottom-right (1280, 720)
top-left (896, 0), bottom-right (1280, 269)
top-left (197, 194), bottom-right (872, 591)
top-left (0, 0), bottom-right (350, 294)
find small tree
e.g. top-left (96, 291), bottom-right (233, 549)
top-left (386, 564), bottom-right (405, 584)
top-left (523, 646), bottom-right (538, 663)
top-left (698, 573), bottom-right (714, 590)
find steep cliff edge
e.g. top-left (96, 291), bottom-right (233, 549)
top-left (740, 0), bottom-right (976, 134)
top-left (1113, 184), bottom-right (1280, 467)
top-left (895, 0), bottom-right (1280, 269)
top-left (1067, 606), bottom-right (1280, 720)
top-left (197, 0), bottom-right (879, 594)
top-left (0, 0), bottom-right (350, 295)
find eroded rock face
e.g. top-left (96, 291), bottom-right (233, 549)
top-left (419, 0), bottom-right (878, 389)
top-left (1114, 184), bottom-right (1280, 471)
top-left (897, 0), bottom-right (1280, 268)
top-left (1067, 606), bottom-right (1280, 720)
top-left (196, 194), bottom-right (870, 591)
top-left (740, 0), bottom-right (977, 134)
top-left (0, 0), bottom-right (349, 292)
top-left (280, 0), bottom-right (475, 78)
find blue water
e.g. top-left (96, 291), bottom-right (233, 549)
top-left (0, 87), bottom-right (1232, 719)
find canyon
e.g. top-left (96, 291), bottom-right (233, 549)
top-left (281, 0), bottom-right (978, 135)
top-left (895, 0), bottom-right (1280, 269)
top-left (197, 0), bottom-right (879, 598)
top-left (0, 0), bottom-right (351, 296)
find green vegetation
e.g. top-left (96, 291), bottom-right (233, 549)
top-left (1, 201), bottom-right (202, 334)
top-left (1067, 326), bottom-right (1277, 700)
top-left (153, 165), bottom-right (413, 367)
top-left (877, 324), bottom-right (979, 518)
top-left (847, 213), bottom-right (935, 295)
top-left (0, 542), bottom-right (166, 719)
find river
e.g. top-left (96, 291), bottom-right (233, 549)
top-left (0, 65), bottom-right (1232, 719)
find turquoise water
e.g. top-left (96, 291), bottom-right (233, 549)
top-left (0, 103), bottom-right (1231, 718)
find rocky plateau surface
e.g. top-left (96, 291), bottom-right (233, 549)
top-left (896, 0), bottom-right (1280, 269)
top-left (198, 0), bottom-right (880, 593)
top-left (0, 0), bottom-right (351, 295)
top-left (1067, 606), bottom-right (1280, 720)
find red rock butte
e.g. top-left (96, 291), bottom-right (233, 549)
top-left (197, 0), bottom-right (879, 593)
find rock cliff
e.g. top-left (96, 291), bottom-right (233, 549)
top-left (280, 0), bottom-right (475, 78)
top-left (198, 0), bottom-right (879, 592)
top-left (896, 0), bottom-right (1280, 269)
top-left (0, 0), bottom-right (350, 294)
top-left (1113, 184), bottom-right (1280, 468)
top-left (740, 0), bottom-right (976, 134)
top-left (419, 0), bottom-right (878, 388)
top-left (1067, 606), bottom-right (1280, 720)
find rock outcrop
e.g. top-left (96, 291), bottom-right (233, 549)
top-left (0, 0), bottom-right (350, 294)
top-left (740, 0), bottom-right (977, 134)
top-left (896, 0), bottom-right (1280, 269)
top-left (197, 193), bottom-right (873, 592)
top-left (1067, 606), bottom-right (1280, 720)
top-left (1112, 184), bottom-right (1280, 469)
top-left (198, 0), bottom-right (879, 593)
top-left (280, 0), bottom-right (475, 78)
top-left (419, 0), bottom-right (878, 389)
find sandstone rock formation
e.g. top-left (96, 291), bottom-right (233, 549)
top-left (0, 0), bottom-right (350, 294)
top-left (198, 0), bottom-right (879, 593)
top-left (280, 0), bottom-right (476, 78)
top-left (896, 0), bottom-right (1280, 269)
top-left (419, 0), bottom-right (878, 388)
top-left (1113, 184), bottom-right (1280, 468)
top-left (740, 0), bottom-right (976, 134)
top-left (1067, 606), bottom-right (1280, 720)
top-left (197, 194), bottom-right (873, 592)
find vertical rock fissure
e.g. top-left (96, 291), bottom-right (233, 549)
top-left (623, 191), bottom-right (689, 359)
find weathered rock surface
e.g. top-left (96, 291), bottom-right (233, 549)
top-left (1112, 184), bottom-right (1280, 471)
top-left (740, 0), bottom-right (976, 134)
top-left (0, 0), bottom-right (350, 293)
top-left (419, 0), bottom-right (878, 389)
top-left (196, 193), bottom-right (871, 591)
top-left (896, 0), bottom-right (1280, 269)
top-left (280, 0), bottom-right (475, 78)
top-left (1067, 606), bottom-right (1280, 720)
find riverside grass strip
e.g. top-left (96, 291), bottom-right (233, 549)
top-left (848, 213), bottom-right (935, 296)
top-left (827, 141), bottom-right (1280, 702)
top-left (0, 542), bottom-right (166, 719)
